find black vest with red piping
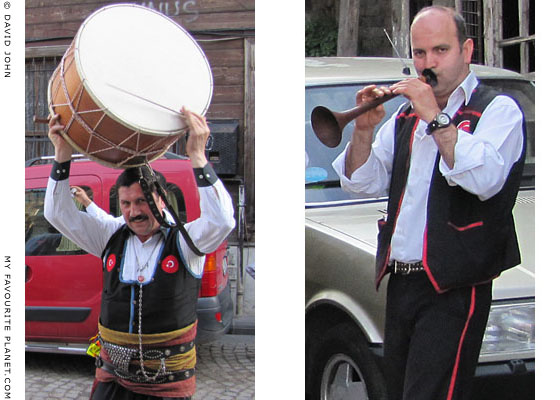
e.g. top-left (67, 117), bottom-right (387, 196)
top-left (100, 225), bottom-right (200, 333)
top-left (375, 84), bottom-right (526, 292)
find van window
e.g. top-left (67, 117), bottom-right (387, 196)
top-left (109, 182), bottom-right (187, 223)
top-left (25, 186), bottom-right (93, 256)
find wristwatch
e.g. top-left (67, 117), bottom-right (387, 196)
top-left (426, 112), bottom-right (451, 135)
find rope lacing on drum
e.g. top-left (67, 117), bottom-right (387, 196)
top-left (49, 43), bottom-right (177, 168)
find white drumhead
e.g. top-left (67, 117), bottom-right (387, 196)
top-left (74, 4), bottom-right (213, 136)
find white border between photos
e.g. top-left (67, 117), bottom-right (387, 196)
top-left (255, 0), bottom-right (305, 398)
top-left (2, 0), bottom-right (25, 398)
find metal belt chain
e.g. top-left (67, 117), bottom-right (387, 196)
top-left (137, 282), bottom-right (166, 382)
top-left (102, 341), bottom-right (138, 373)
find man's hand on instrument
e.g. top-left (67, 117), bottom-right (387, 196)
top-left (354, 85), bottom-right (391, 132)
top-left (390, 78), bottom-right (440, 123)
top-left (344, 85), bottom-right (391, 179)
top-left (48, 114), bottom-right (73, 163)
top-left (181, 107), bottom-right (209, 168)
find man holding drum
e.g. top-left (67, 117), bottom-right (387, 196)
top-left (45, 108), bottom-right (235, 400)
top-left (332, 6), bottom-right (525, 400)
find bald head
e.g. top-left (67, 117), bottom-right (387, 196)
top-left (412, 6), bottom-right (467, 49)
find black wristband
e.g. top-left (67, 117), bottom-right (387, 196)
top-left (50, 160), bottom-right (71, 181)
top-left (193, 163), bottom-right (218, 187)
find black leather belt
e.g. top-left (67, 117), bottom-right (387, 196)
top-left (390, 261), bottom-right (424, 275)
top-left (97, 338), bottom-right (195, 384)
top-left (99, 337), bottom-right (195, 361)
top-left (98, 358), bottom-right (195, 384)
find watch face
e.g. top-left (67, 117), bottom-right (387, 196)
top-left (437, 113), bottom-right (451, 125)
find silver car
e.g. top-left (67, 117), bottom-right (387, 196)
top-left (305, 57), bottom-right (535, 400)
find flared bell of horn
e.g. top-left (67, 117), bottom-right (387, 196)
top-left (311, 94), bottom-right (397, 148)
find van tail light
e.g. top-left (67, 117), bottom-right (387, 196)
top-left (200, 252), bottom-right (218, 297)
top-left (205, 252), bottom-right (217, 272)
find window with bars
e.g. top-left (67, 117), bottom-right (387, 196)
top-left (500, 0), bottom-right (534, 74)
top-left (25, 55), bottom-right (63, 161)
top-left (462, 0), bottom-right (484, 65)
top-left (25, 56), bottom-right (61, 135)
top-left (460, 0), bottom-right (535, 74)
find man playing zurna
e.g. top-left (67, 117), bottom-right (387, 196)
top-left (333, 6), bottom-right (525, 400)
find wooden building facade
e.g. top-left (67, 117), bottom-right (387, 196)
top-left (25, 0), bottom-right (255, 240)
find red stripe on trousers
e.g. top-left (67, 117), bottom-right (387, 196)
top-left (446, 286), bottom-right (476, 400)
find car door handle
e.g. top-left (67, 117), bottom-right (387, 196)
top-left (26, 265), bottom-right (32, 283)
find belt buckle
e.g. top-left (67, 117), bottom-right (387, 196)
top-left (393, 261), bottom-right (411, 275)
top-left (401, 262), bottom-right (411, 275)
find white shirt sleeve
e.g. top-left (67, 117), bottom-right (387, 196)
top-left (331, 114), bottom-right (397, 197)
top-left (86, 202), bottom-right (125, 223)
top-left (44, 178), bottom-right (123, 258)
top-left (439, 95), bottom-right (525, 200)
top-left (179, 179), bottom-right (236, 276)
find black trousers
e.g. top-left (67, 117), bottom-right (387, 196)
top-left (383, 272), bottom-right (492, 400)
top-left (90, 380), bottom-right (191, 400)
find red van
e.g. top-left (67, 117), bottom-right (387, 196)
top-left (25, 153), bottom-right (233, 354)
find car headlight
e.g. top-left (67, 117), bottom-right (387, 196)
top-left (480, 300), bottom-right (535, 356)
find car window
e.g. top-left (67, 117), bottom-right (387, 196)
top-left (305, 79), bottom-right (536, 204)
top-left (305, 82), bottom-right (407, 203)
top-left (481, 79), bottom-right (535, 187)
top-left (109, 182), bottom-right (186, 223)
top-left (25, 186), bottom-right (93, 256)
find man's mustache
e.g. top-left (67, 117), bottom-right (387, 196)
top-left (129, 214), bottom-right (149, 222)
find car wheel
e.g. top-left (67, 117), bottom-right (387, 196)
top-left (311, 322), bottom-right (386, 400)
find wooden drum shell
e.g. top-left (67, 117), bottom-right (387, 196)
top-left (46, 4), bottom-right (213, 169)
top-left (48, 43), bottom-right (182, 168)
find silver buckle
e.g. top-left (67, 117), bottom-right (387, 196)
top-left (393, 261), bottom-right (412, 275)
top-left (397, 261), bottom-right (411, 275)
top-left (402, 263), bottom-right (411, 275)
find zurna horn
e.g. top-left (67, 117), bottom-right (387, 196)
top-left (311, 69), bottom-right (437, 148)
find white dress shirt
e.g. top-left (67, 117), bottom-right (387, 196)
top-left (332, 72), bottom-right (524, 263)
top-left (45, 176), bottom-right (235, 280)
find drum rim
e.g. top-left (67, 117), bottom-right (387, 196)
top-left (73, 3), bottom-right (213, 137)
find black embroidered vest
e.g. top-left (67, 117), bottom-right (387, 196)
top-left (100, 225), bottom-right (200, 333)
top-left (375, 84), bottom-right (527, 292)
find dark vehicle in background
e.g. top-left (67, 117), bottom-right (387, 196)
top-left (305, 57), bottom-right (535, 399)
top-left (25, 153), bottom-right (233, 354)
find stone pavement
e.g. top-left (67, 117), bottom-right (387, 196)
top-left (194, 335), bottom-right (255, 400)
top-left (25, 334), bottom-right (255, 400)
